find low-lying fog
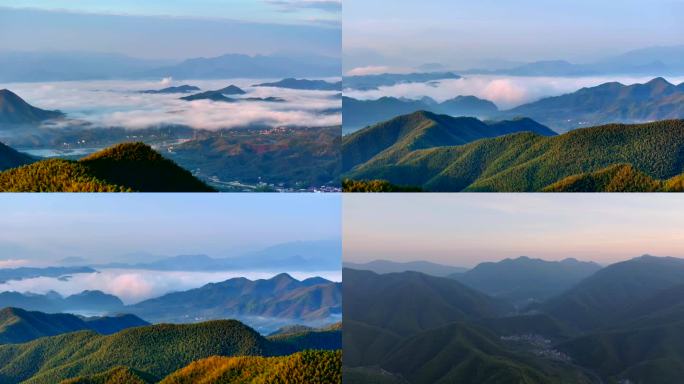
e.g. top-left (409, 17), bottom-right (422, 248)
top-left (2, 78), bottom-right (341, 130)
top-left (344, 74), bottom-right (684, 109)
top-left (0, 268), bottom-right (342, 305)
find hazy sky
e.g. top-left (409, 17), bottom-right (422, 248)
top-left (344, 194), bottom-right (684, 267)
top-left (344, 0), bottom-right (684, 71)
top-left (0, 194), bottom-right (341, 265)
top-left (0, 1), bottom-right (341, 59)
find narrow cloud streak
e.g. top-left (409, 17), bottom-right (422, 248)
top-left (3, 79), bottom-right (341, 130)
top-left (0, 259), bottom-right (31, 268)
top-left (344, 75), bottom-right (684, 109)
top-left (346, 66), bottom-right (413, 76)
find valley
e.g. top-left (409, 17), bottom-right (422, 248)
top-left (344, 255), bottom-right (684, 384)
top-left (0, 77), bottom-right (342, 191)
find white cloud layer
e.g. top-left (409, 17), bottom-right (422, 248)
top-left (2, 79), bottom-right (341, 130)
top-left (0, 268), bottom-right (342, 305)
top-left (344, 75), bottom-right (684, 109)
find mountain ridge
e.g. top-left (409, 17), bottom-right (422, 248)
top-left (343, 118), bottom-right (684, 192)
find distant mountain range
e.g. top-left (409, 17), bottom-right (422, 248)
top-left (0, 51), bottom-right (340, 81)
top-left (0, 318), bottom-right (340, 383)
top-left (0, 266), bottom-right (95, 284)
top-left (451, 257), bottom-right (602, 306)
top-left (343, 116), bottom-right (684, 192)
top-left (0, 307), bottom-right (148, 344)
top-left (127, 273), bottom-right (341, 330)
top-left (0, 290), bottom-right (124, 314)
top-left (0, 142), bottom-right (214, 192)
top-left (503, 77), bottom-right (684, 132)
top-left (345, 254), bottom-right (684, 383)
top-left (0, 51), bottom-right (172, 82)
top-left (463, 45), bottom-right (684, 76)
top-left (0, 89), bottom-right (63, 125)
top-left (253, 78), bottom-right (341, 91)
top-left (343, 95), bottom-right (498, 133)
top-left (98, 240), bottom-right (341, 272)
top-left (143, 53), bottom-right (340, 80)
top-left (343, 78), bottom-right (684, 134)
top-left (343, 259), bottom-right (467, 277)
top-left (342, 110), bottom-right (555, 174)
top-left (343, 72), bottom-right (461, 90)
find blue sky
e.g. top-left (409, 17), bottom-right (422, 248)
top-left (344, 0), bottom-right (684, 70)
top-left (0, 1), bottom-right (341, 59)
top-left (345, 194), bottom-right (684, 267)
top-left (0, 194), bottom-right (341, 263)
top-left (0, 0), bottom-right (341, 25)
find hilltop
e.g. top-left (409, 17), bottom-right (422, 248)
top-left (0, 142), bottom-right (34, 171)
top-left (452, 256), bottom-right (602, 305)
top-left (140, 85), bottom-right (200, 94)
top-left (0, 89), bottom-right (63, 125)
top-left (0, 142), bottom-right (215, 192)
top-left (0, 307), bottom-right (148, 344)
top-left (342, 111), bottom-right (555, 173)
top-left (253, 78), bottom-right (341, 91)
top-left (343, 95), bottom-right (498, 133)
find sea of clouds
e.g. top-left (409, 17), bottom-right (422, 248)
top-left (344, 74), bottom-right (684, 110)
top-left (2, 78), bottom-right (341, 130)
top-left (0, 268), bottom-right (342, 305)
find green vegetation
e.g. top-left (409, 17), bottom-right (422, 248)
top-left (0, 320), bottom-right (272, 383)
top-left (342, 111), bottom-right (555, 173)
top-left (381, 322), bottom-right (581, 384)
top-left (0, 318), bottom-right (340, 383)
top-left (160, 350), bottom-right (341, 384)
top-left (0, 142), bottom-right (34, 171)
top-left (0, 142), bottom-right (214, 192)
top-left (558, 323), bottom-right (684, 384)
top-left (170, 126), bottom-right (340, 189)
top-left (60, 367), bottom-right (155, 384)
top-left (541, 256), bottom-right (684, 331)
top-left (342, 95), bottom-right (498, 133)
top-left (451, 256), bottom-right (602, 305)
top-left (345, 256), bottom-right (684, 383)
top-left (343, 366), bottom-right (408, 384)
top-left (504, 77), bottom-right (684, 132)
top-left (342, 179), bottom-right (421, 192)
top-left (544, 164), bottom-right (669, 192)
top-left (0, 159), bottom-right (128, 192)
top-left (0, 307), bottom-right (147, 344)
top-left (343, 269), bottom-right (512, 337)
top-left (267, 325), bottom-right (341, 351)
top-left (127, 273), bottom-right (341, 325)
top-left (344, 118), bottom-right (684, 191)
